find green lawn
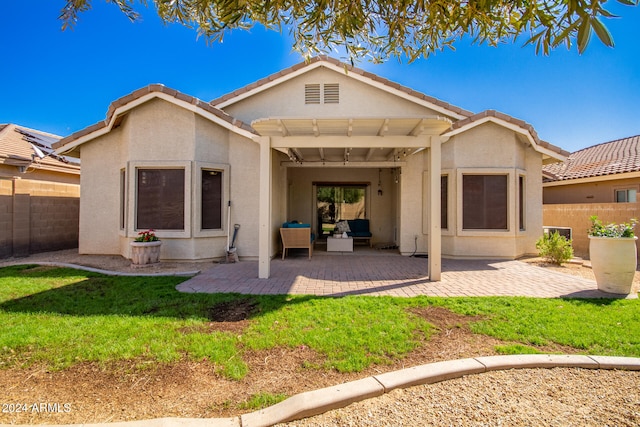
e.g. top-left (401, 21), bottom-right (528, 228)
top-left (0, 264), bottom-right (638, 380)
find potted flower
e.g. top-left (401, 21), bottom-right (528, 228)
top-left (588, 216), bottom-right (638, 296)
top-left (130, 229), bottom-right (162, 267)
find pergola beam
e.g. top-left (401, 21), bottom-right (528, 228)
top-left (270, 135), bottom-right (432, 149)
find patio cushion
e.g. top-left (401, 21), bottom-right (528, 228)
top-left (282, 222), bottom-right (314, 241)
top-left (335, 220), bottom-right (351, 233)
top-left (288, 222), bottom-right (311, 229)
top-left (282, 221), bottom-right (309, 228)
top-left (346, 219), bottom-right (372, 238)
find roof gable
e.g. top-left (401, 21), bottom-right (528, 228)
top-left (543, 134), bottom-right (640, 182)
top-left (442, 110), bottom-right (568, 162)
top-left (53, 85), bottom-right (258, 156)
top-left (211, 56), bottom-right (473, 120)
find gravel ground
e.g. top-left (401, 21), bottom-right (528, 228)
top-left (280, 368), bottom-right (640, 426)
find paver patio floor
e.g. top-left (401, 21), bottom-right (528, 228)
top-left (178, 250), bottom-right (623, 298)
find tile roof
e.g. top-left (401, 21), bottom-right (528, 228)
top-left (0, 124), bottom-right (80, 174)
top-left (54, 57), bottom-right (567, 162)
top-left (54, 84), bottom-right (256, 151)
top-left (543, 135), bottom-right (640, 181)
top-left (211, 56), bottom-right (475, 118)
top-left (443, 110), bottom-right (569, 159)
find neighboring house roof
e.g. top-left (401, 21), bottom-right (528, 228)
top-left (543, 135), bottom-right (640, 182)
top-left (53, 84), bottom-right (258, 156)
top-left (0, 124), bottom-right (80, 175)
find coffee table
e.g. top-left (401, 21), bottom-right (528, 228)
top-left (326, 236), bottom-right (354, 252)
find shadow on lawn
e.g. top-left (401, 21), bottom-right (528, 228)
top-left (0, 264), bottom-right (316, 320)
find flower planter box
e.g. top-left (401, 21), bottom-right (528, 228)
top-left (130, 241), bottom-right (162, 267)
top-left (589, 236), bottom-right (637, 296)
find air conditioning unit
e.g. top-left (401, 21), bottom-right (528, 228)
top-left (543, 226), bottom-right (572, 240)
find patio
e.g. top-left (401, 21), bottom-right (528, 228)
top-left (178, 247), bottom-right (616, 298)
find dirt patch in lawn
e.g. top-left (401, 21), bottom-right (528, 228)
top-left (0, 306), bottom-right (576, 425)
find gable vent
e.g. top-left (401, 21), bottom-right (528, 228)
top-left (305, 84), bottom-right (321, 104)
top-left (323, 83), bottom-right (339, 104)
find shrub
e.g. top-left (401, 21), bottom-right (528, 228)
top-left (588, 215), bottom-right (637, 238)
top-left (536, 231), bottom-right (574, 265)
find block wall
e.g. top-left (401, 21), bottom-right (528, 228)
top-left (0, 178), bottom-right (80, 258)
top-left (543, 202), bottom-right (640, 260)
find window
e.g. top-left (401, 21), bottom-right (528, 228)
top-left (462, 175), bottom-right (508, 230)
top-left (616, 189), bottom-right (637, 203)
top-left (120, 169), bottom-right (126, 230)
top-left (201, 169), bottom-right (223, 230)
top-left (136, 168), bottom-right (185, 230)
top-left (519, 176), bottom-right (525, 231)
top-left (441, 175), bottom-right (448, 230)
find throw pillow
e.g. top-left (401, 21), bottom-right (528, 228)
top-left (336, 220), bottom-right (351, 233)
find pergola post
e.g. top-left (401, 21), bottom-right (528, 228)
top-left (258, 136), bottom-right (272, 279)
top-left (428, 135), bottom-right (442, 281)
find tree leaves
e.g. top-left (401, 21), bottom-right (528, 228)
top-left (59, 0), bottom-right (639, 63)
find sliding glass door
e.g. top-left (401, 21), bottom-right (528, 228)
top-left (316, 184), bottom-right (367, 238)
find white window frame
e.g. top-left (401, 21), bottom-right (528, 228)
top-left (119, 168), bottom-right (127, 232)
top-left (194, 162), bottom-right (230, 238)
top-left (456, 168), bottom-right (514, 237)
top-left (518, 172), bottom-right (526, 233)
top-left (128, 161), bottom-right (192, 239)
top-left (615, 188), bottom-right (637, 203)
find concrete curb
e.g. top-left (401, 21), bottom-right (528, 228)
top-left (5, 262), bottom-right (200, 277)
top-left (3, 355), bottom-right (639, 427)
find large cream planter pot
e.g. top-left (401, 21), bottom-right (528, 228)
top-left (588, 236), bottom-right (637, 295)
top-left (130, 241), bottom-right (162, 266)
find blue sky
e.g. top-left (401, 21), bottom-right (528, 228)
top-left (2, 1), bottom-right (639, 153)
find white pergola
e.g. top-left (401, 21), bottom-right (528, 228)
top-left (253, 116), bottom-right (453, 281)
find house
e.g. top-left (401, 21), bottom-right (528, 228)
top-left (53, 56), bottom-right (567, 280)
top-left (0, 124), bottom-right (81, 257)
top-left (543, 135), bottom-right (640, 204)
top-left (542, 135), bottom-right (640, 258)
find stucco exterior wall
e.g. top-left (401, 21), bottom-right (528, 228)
top-left (78, 98), bottom-right (260, 261)
top-left (79, 126), bottom-right (125, 256)
top-left (226, 132), bottom-right (261, 259)
top-left (438, 122), bottom-right (543, 259)
top-left (399, 152), bottom-right (425, 254)
top-left (223, 67), bottom-right (445, 124)
top-left (543, 176), bottom-right (640, 204)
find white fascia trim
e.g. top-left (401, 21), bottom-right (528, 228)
top-left (55, 92), bottom-right (257, 156)
top-left (442, 116), bottom-right (567, 162)
top-left (54, 127), bottom-right (109, 156)
top-left (543, 171), bottom-right (640, 187)
top-left (215, 60), bottom-right (468, 120)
